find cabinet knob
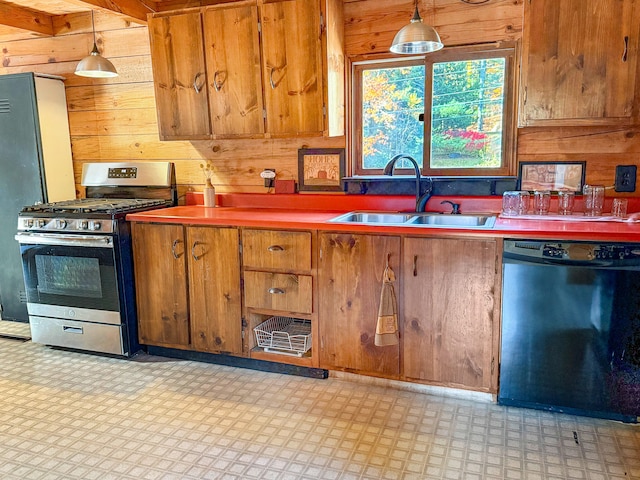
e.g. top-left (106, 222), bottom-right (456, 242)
top-left (268, 287), bottom-right (285, 295)
top-left (267, 245), bottom-right (284, 252)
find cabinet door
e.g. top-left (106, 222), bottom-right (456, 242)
top-left (402, 238), bottom-right (497, 391)
top-left (148, 13), bottom-right (211, 140)
top-left (132, 223), bottom-right (190, 348)
top-left (187, 226), bottom-right (242, 355)
top-left (261, 0), bottom-right (324, 135)
top-left (203, 5), bottom-right (265, 137)
top-left (520, 0), bottom-right (640, 125)
top-left (318, 233), bottom-right (400, 376)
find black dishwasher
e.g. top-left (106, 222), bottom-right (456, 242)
top-left (499, 239), bottom-right (640, 423)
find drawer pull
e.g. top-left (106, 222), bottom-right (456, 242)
top-left (268, 287), bottom-right (285, 295)
top-left (63, 326), bottom-right (83, 334)
top-left (267, 245), bottom-right (284, 252)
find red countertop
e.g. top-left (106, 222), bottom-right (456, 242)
top-left (126, 193), bottom-right (640, 242)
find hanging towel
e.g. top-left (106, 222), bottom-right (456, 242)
top-left (375, 261), bottom-right (399, 346)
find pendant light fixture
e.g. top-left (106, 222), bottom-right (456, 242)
top-left (75, 10), bottom-right (118, 78)
top-left (390, 0), bottom-right (443, 54)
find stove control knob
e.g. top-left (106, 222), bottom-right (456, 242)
top-left (37, 219), bottom-right (47, 228)
top-left (89, 221), bottom-right (101, 231)
top-left (79, 220), bottom-right (88, 230)
top-left (23, 219), bottom-right (33, 228)
top-left (55, 219), bottom-right (67, 229)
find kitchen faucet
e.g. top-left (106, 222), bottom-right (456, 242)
top-left (383, 154), bottom-right (433, 212)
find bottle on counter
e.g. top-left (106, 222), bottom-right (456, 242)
top-left (204, 178), bottom-right (216, 207)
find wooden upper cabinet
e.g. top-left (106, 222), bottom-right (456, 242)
top-left (520, 0), bottom-right (640, 126)
top-left (203, 4), bottom-right (265, 137)
top-left (148, 12), bottom-right (212, 140)
top-left (260, 0), bottom-right (324, 135)
top-left (148, 0), bottom-right (344, 139)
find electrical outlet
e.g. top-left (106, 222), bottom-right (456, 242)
top-left (614, 165), bottom-right (637, 192)
top-left (260, 169), bottom-right (276, 188)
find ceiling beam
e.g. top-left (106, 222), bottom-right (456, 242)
top-left (67, 0), bottom-right (156, 24)
top-left (0, 2), bottom-right (54, 35)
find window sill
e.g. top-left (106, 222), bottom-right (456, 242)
top-left (342, 176), bottom-right (517, 196)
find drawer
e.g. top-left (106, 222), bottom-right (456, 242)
top-left (29, 316), bottom-right (125, 356)
top-left (242, 229), bottom-right (311, 271)
top-left (244, 271), bottom-right (312, 314)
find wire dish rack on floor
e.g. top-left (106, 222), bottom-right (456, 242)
top-left (254, 317), bottom-right (312, 357)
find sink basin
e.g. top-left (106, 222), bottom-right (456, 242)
top-left (329, 212), bottom-right (416, 224)
top-left (407, 213), bottom-right (496, 228)
top-left (328, 211), bottom-right (496, 229)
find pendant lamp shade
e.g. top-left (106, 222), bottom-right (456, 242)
top-left (75, 11), bottom-right (118, 78)
top-left (390, 3), bottom-right (443, 54)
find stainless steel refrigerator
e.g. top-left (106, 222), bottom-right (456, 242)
top-left (0, 72), bottom-right (75, 322)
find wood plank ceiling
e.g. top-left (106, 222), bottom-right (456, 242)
top-left (0, 0), bottom-right (235, 32)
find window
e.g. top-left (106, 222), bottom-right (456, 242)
top-left (353, 44), bottom-right (516, 176)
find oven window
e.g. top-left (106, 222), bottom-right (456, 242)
top-left (35, 255), bottom-right (103, 298)
top-left (20, 243), bottom-right (120, 312)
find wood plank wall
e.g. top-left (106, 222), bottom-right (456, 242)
top-left (0, 1), bottom-right (638, 199)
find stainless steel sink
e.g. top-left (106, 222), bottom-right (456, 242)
top-left (328, 211), bottom-right (496, 229)
top-left (407, 213), bottom-right (496, 228)
top-left (329, 212), bottom-right (416, 224)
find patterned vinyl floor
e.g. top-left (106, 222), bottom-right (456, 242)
top-left (0, 323), bottom-right (638, 480)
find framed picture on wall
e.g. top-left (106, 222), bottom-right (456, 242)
top-left (298, 148), bottom-right (345, 192)
top-left (517, 161), bottom-right (586, 193)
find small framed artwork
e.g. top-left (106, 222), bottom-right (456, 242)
top-left (517, 161), bottom-right (586, 193)
top-left (298, 148), bottom-right (345, 192)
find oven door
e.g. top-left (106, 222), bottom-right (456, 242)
top-left (15, 232), bottom-right (121, 325)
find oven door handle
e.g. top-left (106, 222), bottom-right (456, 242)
top-left (15, 232), bottom-right (114, 248)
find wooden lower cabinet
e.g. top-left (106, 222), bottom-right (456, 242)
top-left (132, 223), bottom-right (190, 348)
top-left (132, 223), bottom-right (242, 355)
top-left (132, 221), bottom-right (500, 392)
top-left (402, 237), bottom-right (499, 392)
top-left (187, 226), bottom-right (242, 354)
top-left (318, 232), bottom-right (401, 376)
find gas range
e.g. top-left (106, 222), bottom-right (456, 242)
top-left (19, 198), bottom-right (173, 234)
top-left (15, 162), bottom-right (176, 357)
top-left (18, 162), bottom-right (177, 234)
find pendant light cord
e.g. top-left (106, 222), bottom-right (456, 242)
top-left (91, 10), bottom-right (96, 46)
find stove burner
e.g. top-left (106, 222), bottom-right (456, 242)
top-left (22, 198), bottom-right (170, 215)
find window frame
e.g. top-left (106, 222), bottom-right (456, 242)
top-left (352, 56), bottom-right (426, 176)
top-left (351, 42), bottom-right (517, 177)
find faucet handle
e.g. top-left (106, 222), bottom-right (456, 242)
top-left (440, 200), bottom-right (461, 214)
